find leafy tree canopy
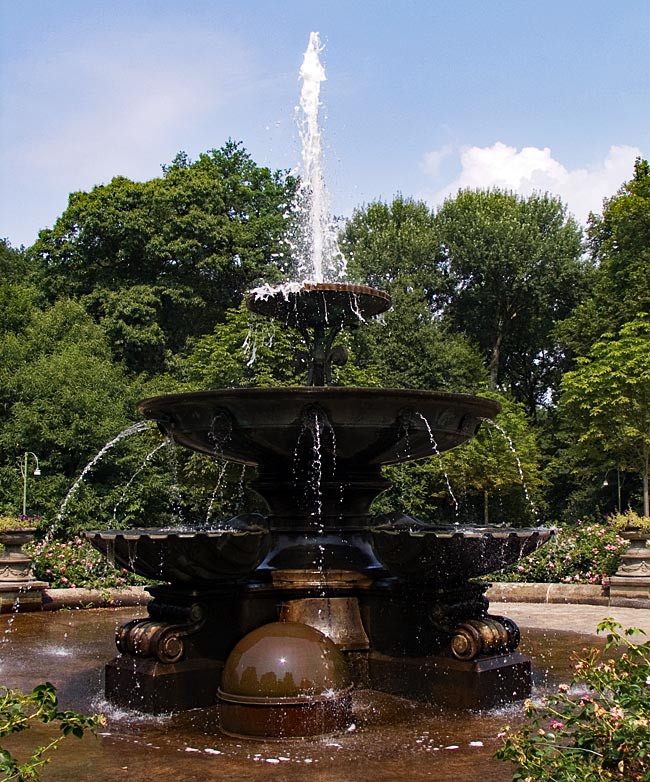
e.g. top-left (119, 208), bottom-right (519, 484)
top-left (558, 157), bottom-right (650, 355)
top-left (30, 141), bottom-right (297, 375)
top-left (560, 315), bottom-right (650, 516)
top-left (0, 297), bottom-right (148, 521)
top-left (341, 196), bottom-right (444, 304)
top-left (433, 189), bottom-right (586, 413)
top-left (376, 393), bottom-right (543, 525)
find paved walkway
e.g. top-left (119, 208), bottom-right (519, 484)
top-left (491, 601), bottom-right (650, 636)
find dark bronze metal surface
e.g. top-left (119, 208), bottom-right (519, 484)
top-left (116, 606), bottom-right (205, 664)
top-left (279, 597), bottom-right (370, 651)
top-left (371, 515), bottom-right (554, 583)
top-left (85, 518), bottom-right (269, 584)
top-left (218, 620), bottom-right (353, 738)
top-left (450, 616), bottom-right (520, 660)
top-left (138, 387), bottom-right (499, 467)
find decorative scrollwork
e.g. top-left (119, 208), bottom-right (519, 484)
top-left (450, 615), bottom-right (520, 661)
top-left (116, 605), bottom-right (205, 664)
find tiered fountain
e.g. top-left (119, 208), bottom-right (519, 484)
top-left (86, 279), bottom-right (551, 735)
top-left (86, 33), bottom-right (551, 738)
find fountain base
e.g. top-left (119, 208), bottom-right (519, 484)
top-left (106, 656), bottom-right (224, 714)
top-left (369, 651), bottom-right (532, 710)
top-left (104, 575), bottom-right (532, 718)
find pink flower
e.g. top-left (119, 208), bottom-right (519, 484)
top-left (61, 576), bottom-right (68, 583)
top-left (549, 720), bottom-right (564, 730)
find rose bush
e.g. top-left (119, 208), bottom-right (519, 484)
top-left (496, 620), bottom-right (650, 781)
top-left (490, 518), bottom-right (628, 585)
top-left (27, 536), bottom-right (147, 589)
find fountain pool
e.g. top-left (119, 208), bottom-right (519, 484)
top-left (0, 604), bottom-right (608, 782)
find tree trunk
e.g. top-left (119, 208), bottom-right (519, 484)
top-left (484, 490), bottom-right (489, 525)
top-left (488, 333), bottom-right (503, 390)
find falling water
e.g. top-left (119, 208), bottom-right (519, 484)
top-left (483, 419), bottom-right (538, 522)
top-left (293, 32), bottom-right (346, 283)
top-left (205, 461), bottom-right (229, 525)
top-left (112, 441), bottom-right (168, 521)
top-left (55, 421), bottom-right (153, 529)
top-left (415, 412), bottom-right (460, 515)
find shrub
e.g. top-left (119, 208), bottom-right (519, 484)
top-left (609, 509), bottom-right (650, 532)
top-left (489, 518), bottom-right (628, 585)
top-left (0, 682), bottom-right (104, 782)
top-left (0, 515), bottom-right (41, 532)
top-left (27, 536), bottom-right (147, 589)
top-left (496, 620), bottom-right (650, 781)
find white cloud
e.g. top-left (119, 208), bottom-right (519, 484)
top-left (420, 142), bottom-right (642, 225)
top-left (421, 144), bottom-right (454, 178)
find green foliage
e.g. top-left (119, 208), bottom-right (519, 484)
top-left (0, 298), bottom-right (148, 524)
top-left (560, 316), bottom-right (650, 516)
top-left (31, 141), bottom-right (297, 375)
top-left (610, 509), bottom-right (650, 532)
top-left (375, 394), bottom-right (544, 526)
top-left (27, 535), bottom-right (147, 589)
top-left (559, 158), bottom-right (650, 356)
top-left (342, 196), bottom-right (444, 305)
top-left (351, 284), bottom-right (488, 393)
top-left (496, 620), bottom-right (650, 781)
top-left (0, 515), bottom-right (39, 532)
top-left (434, 189), bottom-right (586, 412)
top-left (0, 682), bottom-right (104, 782)
top-left (491, 518), bottom-right (628, 584)
top-left (186, 300), bottom-right (377, 389)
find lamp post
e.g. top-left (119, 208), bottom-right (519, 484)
top-left (20, 452), bottom-right (41, 517)
top-left (602, 467), bottom-right (621, 513)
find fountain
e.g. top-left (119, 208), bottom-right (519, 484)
top-left (84, 33), bottom-right (552, 736)
top-left (85, 279), bottom-right (551, 731)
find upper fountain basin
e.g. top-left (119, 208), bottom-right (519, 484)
top-left (246, 282), bottom-right (391, 329)
top-left (138, 387), bottom-right (501, 469)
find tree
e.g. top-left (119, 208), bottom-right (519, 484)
top-left (185, 300), bottom-right (377, 389)
top-left (558, 157), bottom-right (650, 356)
top-left (434, 190), bottom-right (586, 414)
top-left (30, 141), bottom-right (297, 375)
top-left (341, 196), bottom-right (444, 304)
top-left (560, 316), bottom-right (650, 516)
top-left (350, 284), bottom-right (488, 393)
top-left (340, 196), bottom-right (488, 393)
top-left (0, 297), bottom-right (149, 523)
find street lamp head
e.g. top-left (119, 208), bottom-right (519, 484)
top-left (33, 467), bottom-right (41, 476)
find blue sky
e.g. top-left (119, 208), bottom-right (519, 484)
top-left (1, 0), bottom-right (649, 248)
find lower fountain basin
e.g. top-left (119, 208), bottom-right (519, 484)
top-left (85, 519), bottom-right (270, 585)
top-left (371, 515), bottom-right (554, 583)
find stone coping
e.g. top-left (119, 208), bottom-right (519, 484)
top-left (42, 586), bottom-right (150, 610)
top-left (31, 582), bottom-right (650, 611)
top-left (486, 581), bottom-right (650, 609)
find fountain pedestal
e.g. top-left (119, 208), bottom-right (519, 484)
top-left (0, 528), bottom-right (49, 613)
